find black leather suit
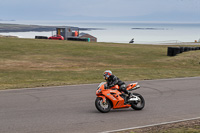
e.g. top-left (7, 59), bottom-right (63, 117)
top-left (106, 75), bottom-right (129, 95)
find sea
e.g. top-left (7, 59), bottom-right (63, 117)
top-left (1, 20), bottom-right (200, 44)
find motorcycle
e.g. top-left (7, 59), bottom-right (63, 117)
top-left (95, 82), bottom-right (145, 113)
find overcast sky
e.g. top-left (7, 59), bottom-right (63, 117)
top-left (1, 0), bottom-right (200, 22)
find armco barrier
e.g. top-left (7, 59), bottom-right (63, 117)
top-left (167, 47), bottom-right (200, 56)
top-left (67, 37), bottom-right (89, 42)
top-left (35, 36), bottom-right (48, 39)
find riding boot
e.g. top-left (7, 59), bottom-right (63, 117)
top-left (124, 95), bottom-right (129, 104)
top-left (124, 89), bottom-right (131, 98)
top-left (128, 91), bottom-right (131, 98)
top-left (124, 90), bottom-right (131, 104)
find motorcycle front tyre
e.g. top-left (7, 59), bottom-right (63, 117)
top-left (95, 97), bottom-right (111, 113)
top-left (130, 93), bottom-right (145, 110)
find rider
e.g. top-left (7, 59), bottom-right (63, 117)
top-left (103, 70), bottom-right (130, 98)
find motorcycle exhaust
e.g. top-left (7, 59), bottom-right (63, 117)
top-left (128, 95), bottom-right (140, 102)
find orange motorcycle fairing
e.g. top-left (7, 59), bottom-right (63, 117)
top-left (102, 89), bottom-right (131, 109)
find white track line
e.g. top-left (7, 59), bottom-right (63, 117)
top-left (101, 117), bottom-right (200, 133)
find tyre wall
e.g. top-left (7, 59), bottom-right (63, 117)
top-left (167, 47), bottom-right (200, 56)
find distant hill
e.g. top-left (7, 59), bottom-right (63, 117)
top-left (0, 19), bottom-right (15, 21)
top-left (0, 23), bottom-right (103, 32)
top-left (0, 23), bottom-right (56, 32)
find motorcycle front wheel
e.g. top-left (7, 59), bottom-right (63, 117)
top-left (95, 97), bottom-right (111, 113)
top-left (130, 93), bottom-right (145, 110)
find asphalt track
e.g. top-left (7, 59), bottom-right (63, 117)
top-left (0, 77), bottom-right (200, 133)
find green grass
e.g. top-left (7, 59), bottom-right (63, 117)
top-left (0, 37), bottom-right (200, 89)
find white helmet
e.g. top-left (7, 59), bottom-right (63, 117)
top-left (103, 70), bottom-right (112, 80)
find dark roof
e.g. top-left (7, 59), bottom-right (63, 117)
top-left (56, 26), bottom-right (79, 30)
top-left (79, 32), bottom-right (96, 38)
top-left (79, 32), bottom-right (88, 36)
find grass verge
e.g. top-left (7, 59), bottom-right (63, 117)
top-left (0, 38), bottom-right (200, 90)
top-left (118, 119), bottom-right (200, 133)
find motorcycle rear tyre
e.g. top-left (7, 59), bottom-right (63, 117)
top-left (130, 93), bottom-right (145, 110)
top-left (95, 97), bottom-right (111, 113)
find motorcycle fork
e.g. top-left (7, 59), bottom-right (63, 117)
top-left (98, 96), bottom-right (106, 103)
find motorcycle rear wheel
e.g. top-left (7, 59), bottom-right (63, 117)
top-left (130, 93), bottom-right (145, 110)
top-left (95, 97), bottom-right (111, 113)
